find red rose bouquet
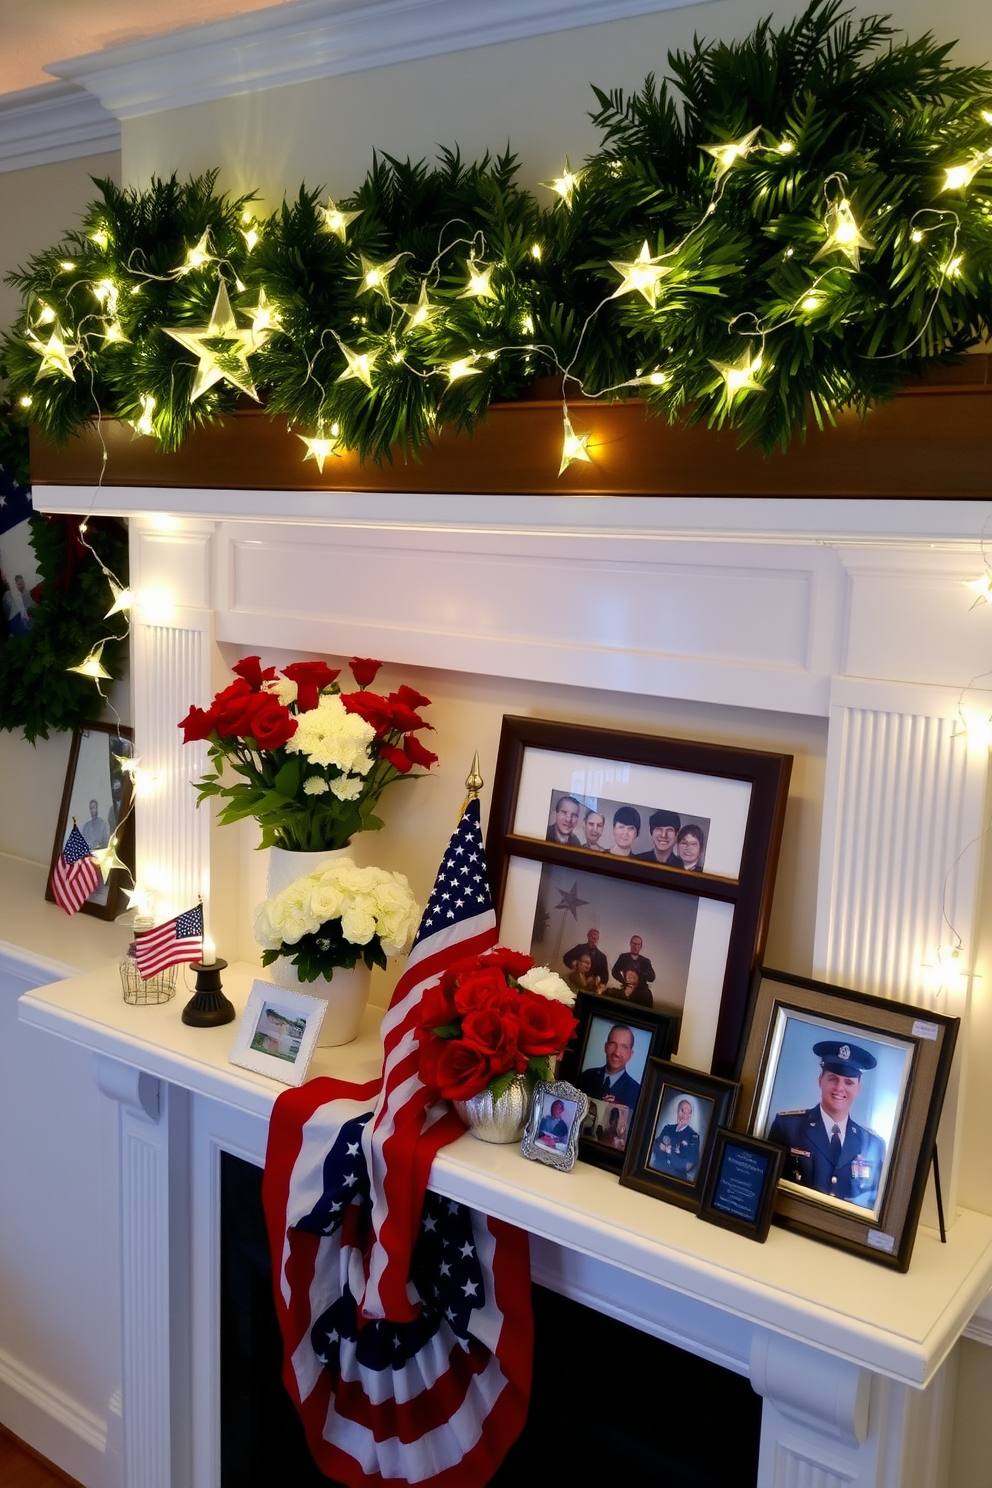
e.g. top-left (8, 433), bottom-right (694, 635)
top-left (417, 947), bottom-right (578, 1104)
top-left (179, 655), bottom-right (438, 850)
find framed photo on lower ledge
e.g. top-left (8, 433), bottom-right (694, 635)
top-left (697, 1130), bottom-right (784, 1242)
top-left (45, 720), bottom-right (135, 920)
top-left (620, 1060), bottom-right (739, 1210)
top-left (230, 981), bottom-right (326, 1086)
top-left (738, 967), bottom-right (959, 1270)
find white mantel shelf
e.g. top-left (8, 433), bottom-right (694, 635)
top-left (19, 961), bottom-right (992, 1394)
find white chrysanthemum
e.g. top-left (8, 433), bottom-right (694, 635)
top-left (341, 905), bottom-right (378, 945)
top-left (254, 875), bottom-right (320, 947)
top-left (304, 776), bottom-right (330, 795)
top-left (264, 675), bottom-right (299, 706)
top-left (284, 694), bottom-right (375, 773)
top-left (518, 965), bottom-right (575, 1006)
top-left (330, 773), bottom-right (364, 801)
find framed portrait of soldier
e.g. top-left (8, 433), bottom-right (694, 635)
top-left (485, 716), bottom-right (792, 1079)
top-left (556, 991), bottom-right (680, 1173)
top-left (620, 1060), bottom-right (739, 1210)
top-left (738, 968), bottom-right (959, 1270)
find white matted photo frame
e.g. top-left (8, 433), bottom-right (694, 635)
top-left (486, 717), bottom-right (792, 1077)
top-left (738, 968), bottom-right (959, 1271)
top-left (45, 720), bottom-right (135, 920)
top-left (230, 980), bottom-right (327, 1086)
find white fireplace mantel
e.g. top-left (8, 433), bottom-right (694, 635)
top-left (22, 484), bottom-right (992, 1486)
top-left (20, 961), bottom-right (992, 1488)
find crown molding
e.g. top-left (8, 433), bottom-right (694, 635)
top-left (0, 81), bottom-right (119, 174)
top-left (44, 0), bottom-right (713, 120)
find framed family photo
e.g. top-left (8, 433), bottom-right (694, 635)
top-left (229, 980), bottom-right (326, 1085)
top-left (556, 992), bottom-right (680, 1172)
top-left (45, 720), bottom-right (135, 920)
top-left (738, 968), bottom-right (959, 1270)
top-left (620, 1060), bottom-right (739, 1210)
top-left (521, 1080), bottom-right (588, 1171)
top-left (486, 716), bottom-right (792, 1076)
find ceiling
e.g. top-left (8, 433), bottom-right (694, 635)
top-left (0, 0), bottom-right (288, 97)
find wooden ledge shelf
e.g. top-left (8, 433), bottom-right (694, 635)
top-left (28, 357), bottom-right (992, 499)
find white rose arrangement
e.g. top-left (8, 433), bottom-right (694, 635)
top-left (255, 858), bottom-right (421, 983)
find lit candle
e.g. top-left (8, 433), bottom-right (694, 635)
top-left (201, 936), bottom-right (216, 967)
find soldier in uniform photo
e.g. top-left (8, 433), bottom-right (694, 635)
top-left (650, 1097), bottom-right (701, 1180)
top-left (768, 1040), bottom-right (886, 1207)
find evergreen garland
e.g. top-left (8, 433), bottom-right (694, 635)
top-left (0, 412), bottom-right (128, 741)
top-left (2, 1), bottom-right (991, 460)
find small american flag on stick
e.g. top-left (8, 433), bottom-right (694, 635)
top-left (134, 902), bottom-right (204, 978)
top-left (50, 824), bottom-right (101, 915)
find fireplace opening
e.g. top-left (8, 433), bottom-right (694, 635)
top-left (222, 1153), bottom-right (761, 1486)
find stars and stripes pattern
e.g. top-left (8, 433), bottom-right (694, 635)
top-left (50, 823), bottom-right (101, 915)
top-left (262, 801), bottom-right (532, 1487)
top-left (133, 902), bottom-right (203, 977)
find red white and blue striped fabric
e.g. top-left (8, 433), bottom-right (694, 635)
top-left (50, 823), bottom-right (101, 915)
top-left (263, 801), bottom-right (532, 1487)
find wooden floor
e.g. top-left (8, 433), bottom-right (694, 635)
top-left (0, 1427), bottom-right (83, 1488)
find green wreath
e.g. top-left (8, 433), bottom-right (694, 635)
top-left (0, 413), bottom-right (128, 741)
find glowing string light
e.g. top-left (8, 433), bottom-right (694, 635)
top-left (320, 198), bottom-right (362, 241)
top-left (298, 426), bottom-right (342, 472)
top-left (540, 158), bottom-right (585, 206)
top-left (163, 282), bottom-right (262, 402)
top-left (608, 241), bottom-right (674, 310)
top-left (92, 837), bottom-right (128, 881)
top-left (710, 348), bottom-right (765, 404)
top-left (31, 324), bottom-right (80, 382)
top-left (67, 642), bottom-right (112, 681)
top-left (459, 260), bottom-right (496, 300)
top-left (334, 339), bottom-right (378, 387)
top-left (559, 413), bottom-right (592, 476)
top-left (105, 579), bottom-right (134, 618)
top-left (399, 281), bottom-right (441, 330)
top-left (358, 253), bottom-right (402, 300)
top-left (701, 126), bottom-right (763, 183)
top-left (446, 356), bottom-right (481, 383)
top-left (814, 197), bottom-right (873, 270)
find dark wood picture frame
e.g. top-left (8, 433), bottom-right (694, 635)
top-left (737, 967), bottom-right (959, 1271)
top-left (556, 990), bottom-right (681, 1173)
top-left (46, 721), bottom-right (135, 921)
top-left (486, 716), bottom-right (792, 1077)
top-left (620, 1059), bottom-right (739, 1210)
top-left (697, 1130), bottom-right (785, 1242)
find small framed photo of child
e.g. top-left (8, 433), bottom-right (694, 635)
top-left (521, 1081), bottom-right (588, 1171)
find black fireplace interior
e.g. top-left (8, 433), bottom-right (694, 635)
top-left (222, 1154), bottom-right (761, 1487)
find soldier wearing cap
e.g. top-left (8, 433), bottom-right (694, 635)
top-left (768, 1041), bottom-right (886, 1208)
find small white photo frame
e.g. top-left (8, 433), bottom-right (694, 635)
top-left (230, 980), bottom-right (326, 1086)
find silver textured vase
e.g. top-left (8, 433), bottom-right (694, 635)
top-left (454, 1075), bottom-right (531, 1144)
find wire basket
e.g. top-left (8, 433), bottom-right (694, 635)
top-left (120, 916), bottom-right (178, 1004)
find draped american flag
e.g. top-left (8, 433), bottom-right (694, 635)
top-left (134, 902), bottom-right (203, 977)
top-left (50, 823), bottom-right (101, 914)
top-left (262, 800), bottom-right (532, 1487)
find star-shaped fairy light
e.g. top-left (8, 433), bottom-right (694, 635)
top-left (555, 881), bottom-right (590, 918)
top-left (608, 241), bottom-right (674, 310)
top-left (357, 252), bottom-right (402, 300)
top-left (178, 230), bottom-right (212, 275)
top-left (105, 579), bottom-right (134, 618)
top-left (709, 348), bottom-right (765, 405)
top-left (31, 323), bottom-right (80, 382)
top-left (446, 355), bottom-right (481, 384)
top-left (400, 280), bottom-right (442, 330)
top-left (813, 197), bottom-right (873, 270)
top-left (701, 126), bottom-right (763, 184)
top-left (115, 751), bottom-right (141, 777)
top-left (320, 198), bottom-right (363, 241)
top-left (67, 642), bottom-right (112, 681)
top-left (297, 426), bottom-right (342, 472)
top-left (540, 158), bottom-right (585, 206)
top-left (131, 394), bottom-right (156, 437)
top-left (122, 883), bottom-right (151, 915)
top-left (243, 288), bottom-right (280, 340)
top-left (458, 259), bottom-right (496, 300)
top-left (92, 837), bottom-right (128, 882)
top-left (940, 154), bottom-right (988, 193)
top-left (335, 338), bottom-right (378, 387)
top-left (558, 414), bottom-right (592, 476)
top-left (163, 282), bottom-right (262, 403)
top-left (965, 571), bottom-right (992, 607)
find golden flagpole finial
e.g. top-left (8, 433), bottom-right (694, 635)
top-left (458, 751), bottom-right (484, 818)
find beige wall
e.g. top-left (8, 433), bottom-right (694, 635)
top-left (121, 0), bottom-right (992, 200)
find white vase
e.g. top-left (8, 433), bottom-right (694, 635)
top-left (261, 843), bottom-right (371, 1047)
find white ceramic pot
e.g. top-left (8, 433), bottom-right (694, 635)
top-left (262, 843), bottom-right (371, 1046)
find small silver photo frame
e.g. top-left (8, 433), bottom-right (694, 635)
top-left (229, 979), bottom-right (326, 1086)
top-left (521, 1080), bottom-right (588, 1171)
